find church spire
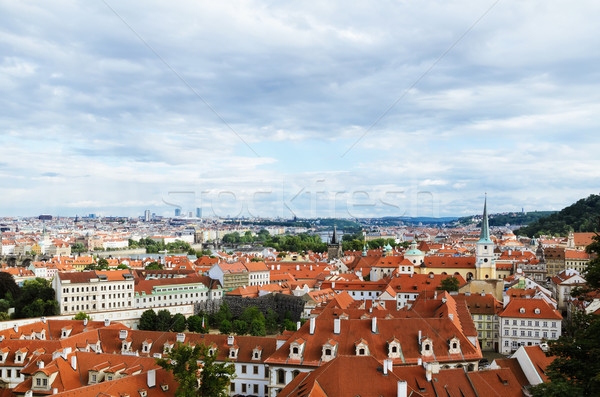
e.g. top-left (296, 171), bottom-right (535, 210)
top-left (479, 194), bottom-right (491, 243)
top-left (331, 226), bottom-right (337, 244)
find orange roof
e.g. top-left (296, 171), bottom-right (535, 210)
top-left (499, 298), bottom-right (562, 320)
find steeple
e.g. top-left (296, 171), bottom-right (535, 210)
top-left (478, 195), bottom-right (491, 243)
top-left (331, 226), bottom-right (337, 244)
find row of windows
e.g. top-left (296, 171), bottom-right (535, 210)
top-left (64, 293), bottom-right (132, 302)
top-left (504, 330), bottom-right (557, 338)
top-left (504, 319), bottom-right (558, 328)
top-left (230, 382), bottom-right (264, 394)
top-left (64, 300), bottom-right (132, 312)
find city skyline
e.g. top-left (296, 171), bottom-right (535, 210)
top-left (1, 1), bottom-right (599, 218)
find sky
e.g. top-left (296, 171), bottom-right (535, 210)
top-left (1, 0), bottom-right (599, 219)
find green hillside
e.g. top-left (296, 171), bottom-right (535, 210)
top-left (456, 211), bottom-right (555, 227)
top-left (515, 194), bottom-right (600, 237)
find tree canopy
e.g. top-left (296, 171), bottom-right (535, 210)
top-left (156, 342), bottom-right (235, 397)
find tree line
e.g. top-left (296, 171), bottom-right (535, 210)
top-left (139, 303), bottom-right (300, 336)
top-left (0, 275), bottom-right (58, 319)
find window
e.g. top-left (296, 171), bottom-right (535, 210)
top-left (505, 330), bottom-right (509, 336)
top-left (254, 384), bottom-right (259, 394)
top-left (504, 319), bottom-right (509, 325)
top-left (292, 347), bottom-right (298, 354)
top-left (242, 384), bottom-right (247, 393)
top-left (230, 383), bottom-right (235, 392)
top-left (253, 365), bottom-right (259, 375)
top-left (241, 365), bottom-right (246, 374)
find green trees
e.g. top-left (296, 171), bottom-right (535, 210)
top-left (14, 278), bottom-right (58, 319)
top-left (516, 194), bottom-right (600, 237)
top-left (157, 342), bottom-right (235, 397)
top-left (530, 232), bottom-right (600, 396)
top-left (71, 242), bottom-right (87, 253)
top-left (73, 312), bottom-right (92, 321)
top-left (187, 315), bottom-right (207, 333)
top-left (139, 309), bottom-right (158, 331)
top-left (171, 313), bottom-right (187, 333)
top-left (85, 258), bottom-right (109, 271)
top-left (145, 261), bottom-right (163, 270)
top-left (437, 276), bottom-right (460, 292)
top-left (138, 309), bottom-right (187, 332)
top-left (156, 309), bottom-right (173, 331)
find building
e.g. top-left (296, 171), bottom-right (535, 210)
top-left (544, 247), bottom-right (565, 277)
top-left (207, 262), bottom-right (250, 292)
top-left (550, 269), bottom-right (586, 312)
top-left (475, 197), bottom-right (497, 280)
top-left (53, 270), bottom-right (135, 315)
top-left (326, 227), bottom-right (343, 261)
top-left (499, 298), bottom-right (562, 354)
top-left (134, 275), bottom-right (223, 309)
top-left (454, 292), bottom-right (503, 351)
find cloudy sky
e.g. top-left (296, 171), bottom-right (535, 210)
top-left (1, 0), bottom-right (599, 219)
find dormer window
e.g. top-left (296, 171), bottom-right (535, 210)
top-left (229, 347), bottom-right (238, 359)
top-left (534, 308), bottom-right (540, 314)
top-left (142, 340), bottom-right (152, 353)
top-left (252, 347), bottom-right (262, 360)
top-left (355, 339), bottom-right (369, 356)
top-left (289, 339), bottom-right (305, 360)
top-left (448, 337), bottom-right (461, 354)
top-left (121, 340), bottom-right (132, 353)
top-left (420, 338), bottom-right (433, 357)
top-left (387, 338), bottom-right (401, 359)
top-left (519, 308), bottom-right (525, 314)
top-left (163, 343), bottom-right (173, 355)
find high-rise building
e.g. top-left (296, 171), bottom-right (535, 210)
top-left (196, 207), bottom-right (202, 218)
top-left (174, 208), bottom-right (181, 217)
top-left (144, 209), bottom-right (151, 222)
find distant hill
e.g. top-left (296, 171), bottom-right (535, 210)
top-left (457, 211), bottom-right (556, 227)
top-left (515, 194), bottom-right (600, 237)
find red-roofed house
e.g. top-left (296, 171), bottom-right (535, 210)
top-left (499, 298), bottom-right (562, 354)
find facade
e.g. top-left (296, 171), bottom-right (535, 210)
top-left (454, 292), bottom-right (503, 351)
top-left (550, 269), bottom-right (586, 312)
top-left (544, 247), bottom-right (565, 277)
top-left (499, 298), bottom-right (562, 354)
top-left (245, 262), bottom-right (270, 286)
top-left (53, 270), bottom-right (135, 315)
top-left (564, 249), bottom-right (590, 274)
top-left (134, 275), bottom-right (223, 310)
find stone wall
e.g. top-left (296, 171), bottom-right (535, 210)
top-left (224, 293), bottom-right (304, 321)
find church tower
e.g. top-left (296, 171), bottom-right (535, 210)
top-left (475, 196), bottom-right (496, 279)
top-left (327, 226), bottom-right (343, 261)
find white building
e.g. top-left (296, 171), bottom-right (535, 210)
top-left (499, 297), bottom-right (562, 354)
top-left (53, 270), bottom-right (135, 315)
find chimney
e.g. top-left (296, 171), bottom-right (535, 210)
top-left (277, 264), bottom-right (280, 270)
top-left (176, 333), bottom-right (185, 343)
top-left (53, 388), bottom-right (58, 395)
top-left (13, 324), bottom-right (18, 333)
top-left (146, 368), bottom-right (156, 388)
top-left (333, 318), bottom-right (340, 335)
top-left (418, 358), bottom-right (422, 366)
top-left (83, 318), bottom-right (88, 326)
top-left (371, 317), bottom-right (377, 334)
top-left (309, 317), bottom-right (316, 335)
top-left (434, 291), bottom-right (437, 299)
top-left (418, 330), bottom-right (422, 343)
top-left (104, 319), bottom-right (110, 326)
top-left (449, 313), bottom-right (454, 321)
top-left (41, 317), bottom-right (46, 323)
top-left (383, 359), bottom-right (389, 375)
top-left (296, 264), bottom-right (299, 271)
top-left (397, 380), bottom-right (408, 397)
top-left (70, 355), bottom-right (77, 371)
top-left (296, 321), bottom-right (301, 331)
top-left (310, 265), bottom-right (313, 271)
top-left (426, 363), bottom-right (432, 382)
top-left (38, 361), bottom-right (45, 369)
top-left (227, 335), bottom-right (235, 346)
